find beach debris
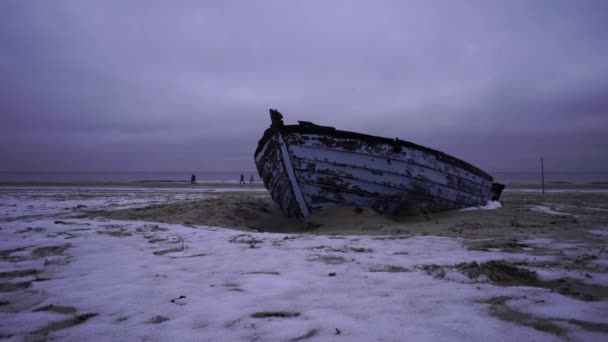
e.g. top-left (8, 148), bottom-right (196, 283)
top-left (335, 328), bottom-right (341, 335)
top-left (328, 272), bottom-right (336, 277)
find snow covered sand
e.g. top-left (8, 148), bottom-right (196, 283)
top-left (1, 187), bottom-right (608, 341)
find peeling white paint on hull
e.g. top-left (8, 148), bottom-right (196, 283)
top-left (255, 110), bottom-right (503, 219)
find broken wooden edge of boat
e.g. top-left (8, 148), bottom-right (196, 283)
top-left (255, 109), bottom-right (505, 220)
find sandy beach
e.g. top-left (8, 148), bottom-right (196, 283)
top-left (1, 183), bottom-right (607, 341)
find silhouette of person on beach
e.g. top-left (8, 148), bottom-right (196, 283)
top-left (191, 174), bottom-right (196, 184)
top-left (240, 174), bottom-right (245, 184)
top-left (250, 175), bottom-right (254, 184)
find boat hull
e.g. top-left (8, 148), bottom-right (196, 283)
top-left (255, 110), bottom-right (499, 219)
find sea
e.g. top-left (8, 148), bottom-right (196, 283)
top-left (0, 172), bottom-right (257, 183)
top-left (0, 171), bottom-right (606, 185)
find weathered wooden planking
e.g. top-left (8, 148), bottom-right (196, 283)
top-left (255, 134), bottom-right (303, 218)
top-left (255, 110), bottom-right (497, 219)
top-left (288, 148), bottom-right (491, 197)
top-left (284, 133), bottom-right (490, 187)
top-left (295, 169), bottom-right (486, 207)
top-left (299, 183), bottom-right (459, 214)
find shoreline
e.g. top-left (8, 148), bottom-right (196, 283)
top-left (1, 181), bottom-right (607, 191)
top-left (0, 181), bottom-right (267, 190)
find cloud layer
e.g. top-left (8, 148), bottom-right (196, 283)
top-left (1, 0), bottom-right (607, 172)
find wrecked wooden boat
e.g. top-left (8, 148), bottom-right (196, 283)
top-left (255, 109), bottom-right (505, 219)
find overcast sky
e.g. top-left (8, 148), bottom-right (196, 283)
top-left (1, 0), bottom-right (607, 173)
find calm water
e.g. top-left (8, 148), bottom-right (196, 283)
top-left (1, 171), bottom-right (607, 185)
top-left (0, 172), bottom-right (259, 183)
top-left (492, 172), bottom-right (608, 185)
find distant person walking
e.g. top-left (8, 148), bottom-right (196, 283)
top-left (240, 174), bottom-right (245, 184)
top-left (250, 175), bottom-right (254, 184)
top-left (191, 174), bottom-right (196, 184)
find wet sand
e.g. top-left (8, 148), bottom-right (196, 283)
top-left (91, 190), bottom-right (608, 242)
